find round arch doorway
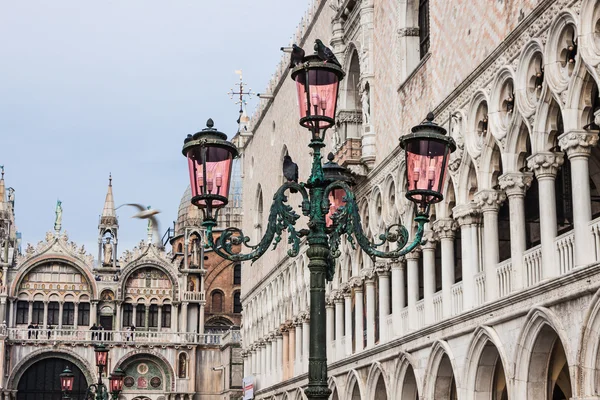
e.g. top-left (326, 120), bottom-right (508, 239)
top-left (17, 358), bottom-right (87, 400)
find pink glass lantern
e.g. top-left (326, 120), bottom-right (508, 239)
top-left (109, 368), bottom-right (125, 394)
top-left (400, 113), bottom-right (456, 208)
top-left (94, 344), bottom-right (109, 368)
top-left (322, 153), bottom-right (354, 227)
top-left (59, 367), bottom-right (74, 393)
top-left (291, 54), bottom-right (345, 135)
top-left (183, 119), bottom-right (238, 221)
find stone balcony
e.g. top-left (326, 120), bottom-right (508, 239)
top-left (183, 291), bottom-right (205, 302)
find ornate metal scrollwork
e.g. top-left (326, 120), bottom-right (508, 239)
top-left (204, 182), bottom-right (310, 263)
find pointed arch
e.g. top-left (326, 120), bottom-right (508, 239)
top-left (463, 326), bottom-right (511, 400)
top-left (513, 306), bottom-right (575, 399)
top-left (455, 156), bottom-right (479, 204)
top-left (503, 118), bottom-right (533, 173)
top-left (577, 287), bottom-right (600, 397)
top-left (423, 340), bottom-right (460, 400)
top-left (343, 369), bottom-right (365, 400)
top-left (392, 352), bottom-right (423, 400)
top-left (365, 362), bottom-right (390, 400)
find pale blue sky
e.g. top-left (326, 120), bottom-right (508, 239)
top-left (0, 0), bottom-right (311, 254)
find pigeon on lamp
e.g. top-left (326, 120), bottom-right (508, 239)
top-left (116, 203), bottom-right (161, 246)
top-left (283, 155), bottom-right (299, 193)
top-left (314, 39), bottom-right (341, 67)
top-left (288, 44), bottom-right (305, 69)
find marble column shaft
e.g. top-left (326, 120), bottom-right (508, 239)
top-left (433, 218), bottom-right (456, 318)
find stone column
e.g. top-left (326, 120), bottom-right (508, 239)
top-left (276, 331), bottom-right (283, 381)
top-left (333, 291), bottom-right (345, 359)
top-left (343, 288), bottom-right (353, 355)
top-left (265, 338), bottom-right (272, 386)
top-left (364, 270), bottom-right (376, 347)
top-left (433, 219), bottom-right (456, 318)
top-left (8, 299), bottom-right (14, 328)
top-left (58, 301), bottom-right (64, 329)
top-left (350, 277), bottom-right (364, 353)
top-left (144, 305), bottom-right (150, 330)
top-left (325, 298), bottom-right (335, 361)
top-left (243, 351), bottom-right (250, 377)
top-left (302, 316), bottom-right (310, 372)
top-left (260, 341), bottom-right (267, 385)
top-left (157, 305), bottom-right (162, 330)
top-left (288, 323), bottom-right (295, 377)
top-left (527, 152), bottom-right (564, 278)
top-left (405, 251), bottom-right (420, 331)
top-left (281, 325), bottom-right (289, 380)
top-left (559, 130), bottom-right (598, 265)
top-left (73, 302), bottom-right (79, 329)
top-left (499, 172), bottom-right (533, 290)
top-left (42, 301), bottom-right (49, 329)
top-left (172, 303), bottom-right (179, 332)
top-left (198, 302), bottom-right (205, 334)
top-left (27, 301), bottom-right (33, 325)
top-left (421, 232), bottom-right (437, 325)
top-left (390, 259), bottom-right (405, 335)
top-left (453, 204), bottom-right (482, 309)
top-left (475, 189), bottom-right (506, 302)
top-left (375, 263), bottom-right (391, 341)
top-left (90, 301), bottom-right (98, 325)
top-left (294, 320), bottom-right (302, 376)
top-left (180, 302), bottom-right (188, 332)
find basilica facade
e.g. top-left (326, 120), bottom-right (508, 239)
top-left (0, 169), bottom-right (244, 400)
top-left (236, 0), bottom-right (600, 399)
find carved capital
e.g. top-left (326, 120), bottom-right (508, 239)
top-left (374, 262), bottom-right (391, 276)
top-left (325, 296), bottom-right (335, 307)
top-left (421, 230), bottom-right (438, 249)
top-left (559, 130), bottom-right (599, 159)
top-left (452, 204), bottom-right (482, 226)
top-left (527, 152), bottom-right (564, 180)
top-left (360, 267), bottom-right (376, 281)
top-left (348, 276), bottom-right (364, 290)
top-left (432, 218), bottom-right (457, 239)
top-left (404, 248), bottom-right (421, 261)
top-left (474, 189), bottom-right (506, 212)
top-left (331, 290), bottom-right (345, 302)
top-left (499, 172), bottom-right (533, 198)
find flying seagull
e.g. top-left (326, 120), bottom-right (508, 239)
top-left (116, 203), bottom-right (161, 246)
top-left (314, 39), bottom-right (341, 67)
top-left (288, 44), bottom-right (305, 69)
top-left (283, 155), bottom-right (299, 193)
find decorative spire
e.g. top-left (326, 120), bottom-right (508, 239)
top-left (100, 173), bottom-right (118, 227)
top-left (0, 166), bottom-right (6, 212)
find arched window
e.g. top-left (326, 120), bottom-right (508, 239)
top-left (16, 301), bottom-right (28, 324)
top-left (122, 304), bottom-right (133, 327)
top-left (78, 303), bottom-right (90, 326)
top-left (212, 291), bottom-right (223, 313)
top-left (62, 303), bottom-right (75, 326)
top-left (47, 302), bottom-right (59, 325)
top-left (162, 305), bottom-right (171, 328)
top-left (418, 0), bottom-right (430, 58)
top-left (148, 305), bottom-right (159, 328)
top-left (233, 292), bottom-right (242, 313)
top-left (178, 353), bottom-right (187, 378)
top-left (135, 304), bottom-right (145, 328)
top-left (233, 264), bottom-right (241, 285)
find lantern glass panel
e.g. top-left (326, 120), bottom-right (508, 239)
top-left (95, 348), bottom-right (108, 367)
top-left (60, 375), bottom-right (74, 392)
top-left (187, 145), bottom-right (234, 208)
top-left (326, 189), bottom-right (344, 227)
top-left (109, 376), bottom-right (124, 392)
top-left (296, 69), bottom-right (339, 128)
top-left (404, 138), bottom-right (449, 205)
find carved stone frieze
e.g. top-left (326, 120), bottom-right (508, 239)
top-left (499, 172), bottom-right (534, 198)
top-left (527, 152), bottom-right (565, 179)
top-left (17, 231), bottom-right (95, 270)
top-left (397, 27), bottom-right (419, 37)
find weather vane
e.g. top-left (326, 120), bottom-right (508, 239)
top-left (227, 70), bottom-right (254, 113)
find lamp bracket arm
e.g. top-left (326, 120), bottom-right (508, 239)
top-left (204, 182), bottom-right (309, 263)
top-left (323, 181), bottom-right (428, 261)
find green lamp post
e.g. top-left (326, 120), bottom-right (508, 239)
top-left (182, 40), bottom-right (456, 399)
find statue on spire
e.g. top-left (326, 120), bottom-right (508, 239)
top-left (147, 205), bottom-right (153, 242)
top-left (54, 200), bottom-right (63, 232)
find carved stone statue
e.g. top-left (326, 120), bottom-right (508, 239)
top-left (361, 85), bottom-right (371, 125)
top-left (188, 277), bottom-right (195, 292)
top-left (190, 237), bottom-right (200, 268)
top-left (103, 237), bottom-right (113, 266)
top-left (54, 200), bottom-right (63, 232)
top-left (7, 188), bottom-right (14, 208)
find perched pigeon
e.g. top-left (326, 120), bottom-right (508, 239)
top-left (116, 203), bottom-right (161, 246)
top-left (283, 155), bottom-right (299, 193)
top-left (314, 39), bottom-right (341, 67)
top-left (288, 44), bottom-right (305, 69)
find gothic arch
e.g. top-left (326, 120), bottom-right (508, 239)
top-left (513, 306), bottom-right (575, 399)
top-left (343, 369), bottom-right (365, 399)
top-left (114, 350), bottom-right (175, 392)
top-left (576, 287), bottom-right (600, 397)
top-left (328, 376), bottom-right (341, 400)
top-left (392, 352), bottom-right (423, 400)
top-left (463, 326), bottom-right (511, 400)
top-left (11, 254), bottom-right (98, 299)
top-left (503, 118), bottom-right (533, 172)
top-left (365, 361), bottom-right (390, 399)
top-left (118, 259), bottom-right (179, 300)
top-left (8, 348), bottom-right (95, 390)
top-left (423, 340), bottom-right (460, 400)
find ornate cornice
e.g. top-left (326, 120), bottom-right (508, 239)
top-left (527, 152), bottom-right (564, 179)
top-left (499, 172), bottom-right (533, 198)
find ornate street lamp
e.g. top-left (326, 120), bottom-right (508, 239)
top-left (94, 343), bottom-right (109, 373)
top-left (60, 367), bottom-right (74, 400)
top-left (181, 39), bottom-right (455, 399)
top-left (108, 368), bottom-right (125, 400)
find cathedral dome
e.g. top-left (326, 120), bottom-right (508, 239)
top-left (174, 158), bottom-right (243, 236)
